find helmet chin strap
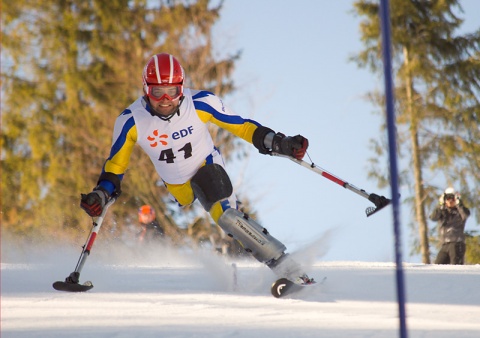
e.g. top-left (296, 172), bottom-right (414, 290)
top-left (159, 96), bottom-right (185, 122)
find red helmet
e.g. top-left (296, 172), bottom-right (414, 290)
top-left (142, 53), bottom-right (184, 101)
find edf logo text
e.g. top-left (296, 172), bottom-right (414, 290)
top-left (172, 126), bottom-right (194, 140)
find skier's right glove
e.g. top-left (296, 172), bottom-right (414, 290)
top-left (80, 188), bottom-right (109, 217)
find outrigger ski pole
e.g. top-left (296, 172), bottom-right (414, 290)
top-left (274, 153), bottom-right (391, 217)
top-left (53, 197), bottom-right (116, 292)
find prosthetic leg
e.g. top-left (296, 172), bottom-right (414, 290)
top-left (217, 209), bottom-right (311, 283)
top-left (191, 163), bottom-right (311, 284)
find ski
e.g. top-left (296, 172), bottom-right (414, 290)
top-left (271, 277), bottom-right (317, 298)
top-left (53, 280), bottom-right (93, 292)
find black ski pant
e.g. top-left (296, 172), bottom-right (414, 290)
top-left (435, 242), bottom-right (466, 265)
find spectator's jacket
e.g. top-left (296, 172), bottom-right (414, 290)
top-left (430, 205), bottom-right (470, 243)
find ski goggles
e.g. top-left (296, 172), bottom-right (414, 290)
top-left (146, 84), bottom-right (183, 101)
top-left (445, 194), bottom-right (455, 200)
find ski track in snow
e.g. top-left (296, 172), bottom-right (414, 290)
top-left (2, 240), bottom-right (480, 338)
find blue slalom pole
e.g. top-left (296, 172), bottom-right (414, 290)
top-left (378, 0), bottom-right (408, 337)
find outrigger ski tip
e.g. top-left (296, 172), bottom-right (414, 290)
top-left (366, 193), bottom-right (391, 217)
top-left (53, 280), bottom-right (93, 292)
top-left (53, 272), bottom-right (94, 292)
top-left (274, 154), bottom-right (392, 218)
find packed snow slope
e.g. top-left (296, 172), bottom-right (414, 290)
top-left (2, 239), bottom-right (480, 338)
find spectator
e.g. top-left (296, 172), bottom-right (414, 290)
top-left (137, 205), bottom-right (164, 244)
top-left (430, 187), bottom-right (470, 264)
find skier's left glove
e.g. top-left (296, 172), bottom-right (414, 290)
top-left (272, 133), bottom-right (309, 160)
top-left (252, 126), bottom-right (308, 160)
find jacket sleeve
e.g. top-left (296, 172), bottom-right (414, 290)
top-left (97, 110), bottom-right (137, 195)
top-left (429, 207), bottom-right (445, 222)
top-left (457, 205), bottom-right (471, 221)
top-left (192, 91), bottom-right (261, 143)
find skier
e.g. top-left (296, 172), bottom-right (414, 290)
top-left (429, 187), bottom-right (470, 265)
top-left (80, 53), bottom-right (312, 285)
top-left (137, 205), bottom-right (164, 244)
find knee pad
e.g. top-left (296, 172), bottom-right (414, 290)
top-left (191, 163), bottom-right (233, 211)
top-left (217, 208), bottom-right (286, 263)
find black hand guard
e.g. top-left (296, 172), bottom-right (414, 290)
top-left (252, 126), bottom-right (275, 154)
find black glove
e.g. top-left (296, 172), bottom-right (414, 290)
top-left (80, 188), bottom-right (109, 217)
top-left (271, 133), bottom-right (309, 160)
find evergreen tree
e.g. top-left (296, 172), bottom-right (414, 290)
top-left (1, 0), bottom-right (246, 250)
top-left (465, 232), bottom-right (480, 264)
top-left (352, 0), bottom-right (480, 263)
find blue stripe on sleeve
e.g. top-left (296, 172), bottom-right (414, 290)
top-left (120, 108), bottom-right (132, 116)
top-left (192, 90), bottom-right (214, 100)
top-left (108, 116), bottom-right (135, 159)
top-left (194, 100), bottom-right (261, 126)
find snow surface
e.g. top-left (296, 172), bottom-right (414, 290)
top-left (2, 239), bottom-right (480, 338)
